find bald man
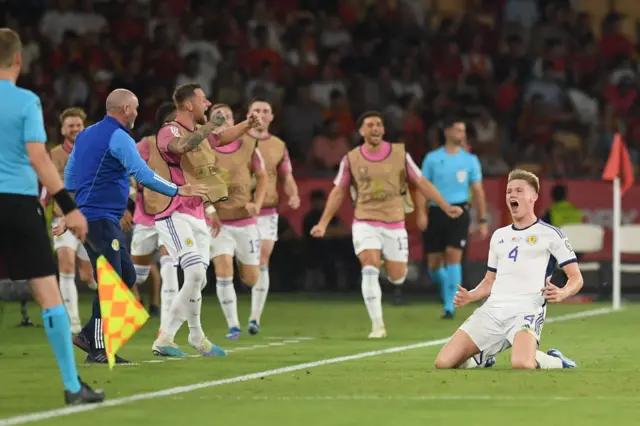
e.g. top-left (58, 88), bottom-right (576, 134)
top-left (58, 88), bottom-right (208, 364)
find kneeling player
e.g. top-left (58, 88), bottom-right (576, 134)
top-left (435, 169), bottom-right (582, 370)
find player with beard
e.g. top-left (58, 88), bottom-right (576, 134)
top-left (41, 108), bottom-right (96, 333)
top-left (311, 111), bottom-right (462, 338)
top-left (149, 84), bottom-right (261, 356)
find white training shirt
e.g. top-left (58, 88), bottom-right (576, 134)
top-left (486, 219), bottom-right (577, 305)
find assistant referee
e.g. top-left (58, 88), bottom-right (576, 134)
top-left (0, 28), bottom-right (104, 404)
top-left (416, 117), bottom-right (488, 319)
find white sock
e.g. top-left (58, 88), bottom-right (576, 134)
top-left (250, 266), bottom-right (270, 323)
top-left (216, 277), bottom-right (239, 329)
top-left (59, 272), bottom-right (80, 323)
top-left (361, 266), bottom-right (384, 329)
top-left (388, 274), bottom-right (406, 286)
top-left (159, 256), bottom-right (178, 334)
top-left (134, 264), bottom-right (151, 285)
top-left (182, 261), bottom-right (206, 340)
top-left (163, 255), bottom-right (205, 340)
top-left (536, 350), bottom-right (563, 369)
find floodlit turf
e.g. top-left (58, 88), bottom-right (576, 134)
top-left (0, 295), bottom-right (638, 425)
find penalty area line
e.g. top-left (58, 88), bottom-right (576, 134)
top-left (0, 307), bottom-right (618, 426)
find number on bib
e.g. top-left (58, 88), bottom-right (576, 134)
top-left (508, 246), bottom-right (519, 262)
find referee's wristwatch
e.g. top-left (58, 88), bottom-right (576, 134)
top-left (478, 218), bottom-right (488, 224)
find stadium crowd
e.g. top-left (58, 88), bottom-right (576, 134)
top-left (3, 0), bottom-right (639, 178)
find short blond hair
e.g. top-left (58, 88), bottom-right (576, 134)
top-left (59, 107), bottom-right (87, 124)
top-left (508, 169), bottom-right (540, 193)
top-left (0, 28), bottom-right (21, 69)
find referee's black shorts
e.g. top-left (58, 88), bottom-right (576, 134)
top-left (0, 193), bottom-right (57, 281)
top-left (422, 203), bottom-right (471, 254)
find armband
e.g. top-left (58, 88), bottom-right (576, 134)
top-left (53, 189), bottom-right (77, 215)
top-left (206, 205), bottom-right (216, 215)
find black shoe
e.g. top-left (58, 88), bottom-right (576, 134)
top-left (85, 350), bottom-right (131, 364)
top-left (392, 287), bottom-right (407, 306)
top-left (64, 377), bottom-right (105, 405)
top-left (73, 334), bottom-right (91, 354)
top-left (17, 317), bottom-right (37, 327)
top-left (149, 304), bottom-right (160, 317)
top-left (441, 311), bottom-right (455, 319)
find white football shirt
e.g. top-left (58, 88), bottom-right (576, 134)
top-left (486, 219), bottom-right (577, 304)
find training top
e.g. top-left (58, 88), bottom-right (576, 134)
top-left (65, 115), bottom-right (178, 224)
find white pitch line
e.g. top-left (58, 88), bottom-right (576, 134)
top-left (170, 394), bottom-right (639, 402)
top-left (139, 338), bottom-right (315, 363)
top-left (0, 307), bottom-right (619, 426)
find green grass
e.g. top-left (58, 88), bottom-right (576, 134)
top-left (0, 295), bottom-right (638, 425)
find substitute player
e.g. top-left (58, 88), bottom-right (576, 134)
top-left (208, 103), bottom-right (267, 340)
top-left (416, 118), bottom-right (488, 319)
top-left (0, 27), bottom-right (103, 403)
top-left (434, 169), bottom-right (581, 370)
top-left (61, 88), bottom-right (206, 364)
top-left (310, 111), bottom-right (462, 338)
top-left (150, 84), bottom-right (261, 357)
top-left (131, 102), bottom-right (178, 331)
top-left (245, 99), bottom-right (299, 335)
top-left (41, 107), bottom-right (96, 333)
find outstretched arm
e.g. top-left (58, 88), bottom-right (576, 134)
top-left (166, 118), bottom-right (221, 154)
top-left (109, 129), bottom-right (178, 197)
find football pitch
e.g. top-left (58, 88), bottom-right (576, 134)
top-left (0, 295), bottom-right (639, 425)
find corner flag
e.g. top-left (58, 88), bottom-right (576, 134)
top-left (602, 133), bottom-right (635, 196)
top-left (97, 256), bottom-right (149, 369)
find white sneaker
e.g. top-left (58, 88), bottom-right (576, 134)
top-left (368, 328), bottom-right (387, 339)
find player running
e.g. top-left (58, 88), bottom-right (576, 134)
top-left (434, 169), bottom-right (582, 370)
top-left (150, 84), bottom-right (260, 356)
top-left (130, 102), bottom-right (178, 332)
top-left (41, 107), bottom-right (96, 333)
top-left (310, 111), bottom-right (462, 338)
top-left (206, 103), bottom-right (267, 339)
top-left (245, 99), bottom-right (299, 335)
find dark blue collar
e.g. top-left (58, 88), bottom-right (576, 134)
top-left (103, 115), bottom-right (129, 132)
top-left (512, 218), bottom-right (539, 231)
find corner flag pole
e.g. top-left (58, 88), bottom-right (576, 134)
top-left (612, 177), bottom-right (621, 311)
top-left (603, 132), bottom-right (634, 311)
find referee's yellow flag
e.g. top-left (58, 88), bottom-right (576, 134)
top-left (97, 256), bottom-right (149, 369)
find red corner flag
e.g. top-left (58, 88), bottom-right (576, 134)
top-left (602, 133), bottom-right (635, 196)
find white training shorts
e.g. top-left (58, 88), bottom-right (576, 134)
top-left (52, 218), bottom-right (89, 261)
top-left (155, 212), bottom-right (210, 269)
top-left (210, 223), bottom-right (261, 266)
top-left (257, 213), bottom-right (279, 241)
top-left (352, 222), bottom-right (409, 263)
top-left (130, 224), bottom-right (159, 256)
top-left (459, 298), bottom-right (547, 358)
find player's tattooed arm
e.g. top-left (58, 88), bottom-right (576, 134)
top-left (166, 113), bottom-right (226, 154)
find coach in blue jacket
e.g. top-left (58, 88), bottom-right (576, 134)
top-left (60, 89), bottom-right (206, 364)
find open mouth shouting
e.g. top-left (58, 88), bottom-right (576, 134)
top-left (509, 198), bottom-right (520, 212)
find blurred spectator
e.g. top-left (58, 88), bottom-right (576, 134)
top-left (322, 89), bottom-right (355, 138)
top-left (281, 85), bottom-right (323, 160)
top-left (309, 118), bottom-right (350, 171)
top-left (310, 64), bottom-right (346, 108)
top-left (180, 24), bottom-right (222, 81)
top-left (176, 52), bottom-right (214, 97)
top-left (39, 0), bottom-right (84, 45)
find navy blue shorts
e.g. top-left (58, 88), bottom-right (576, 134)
top-left (84, 218), bottom-right (136, 288)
